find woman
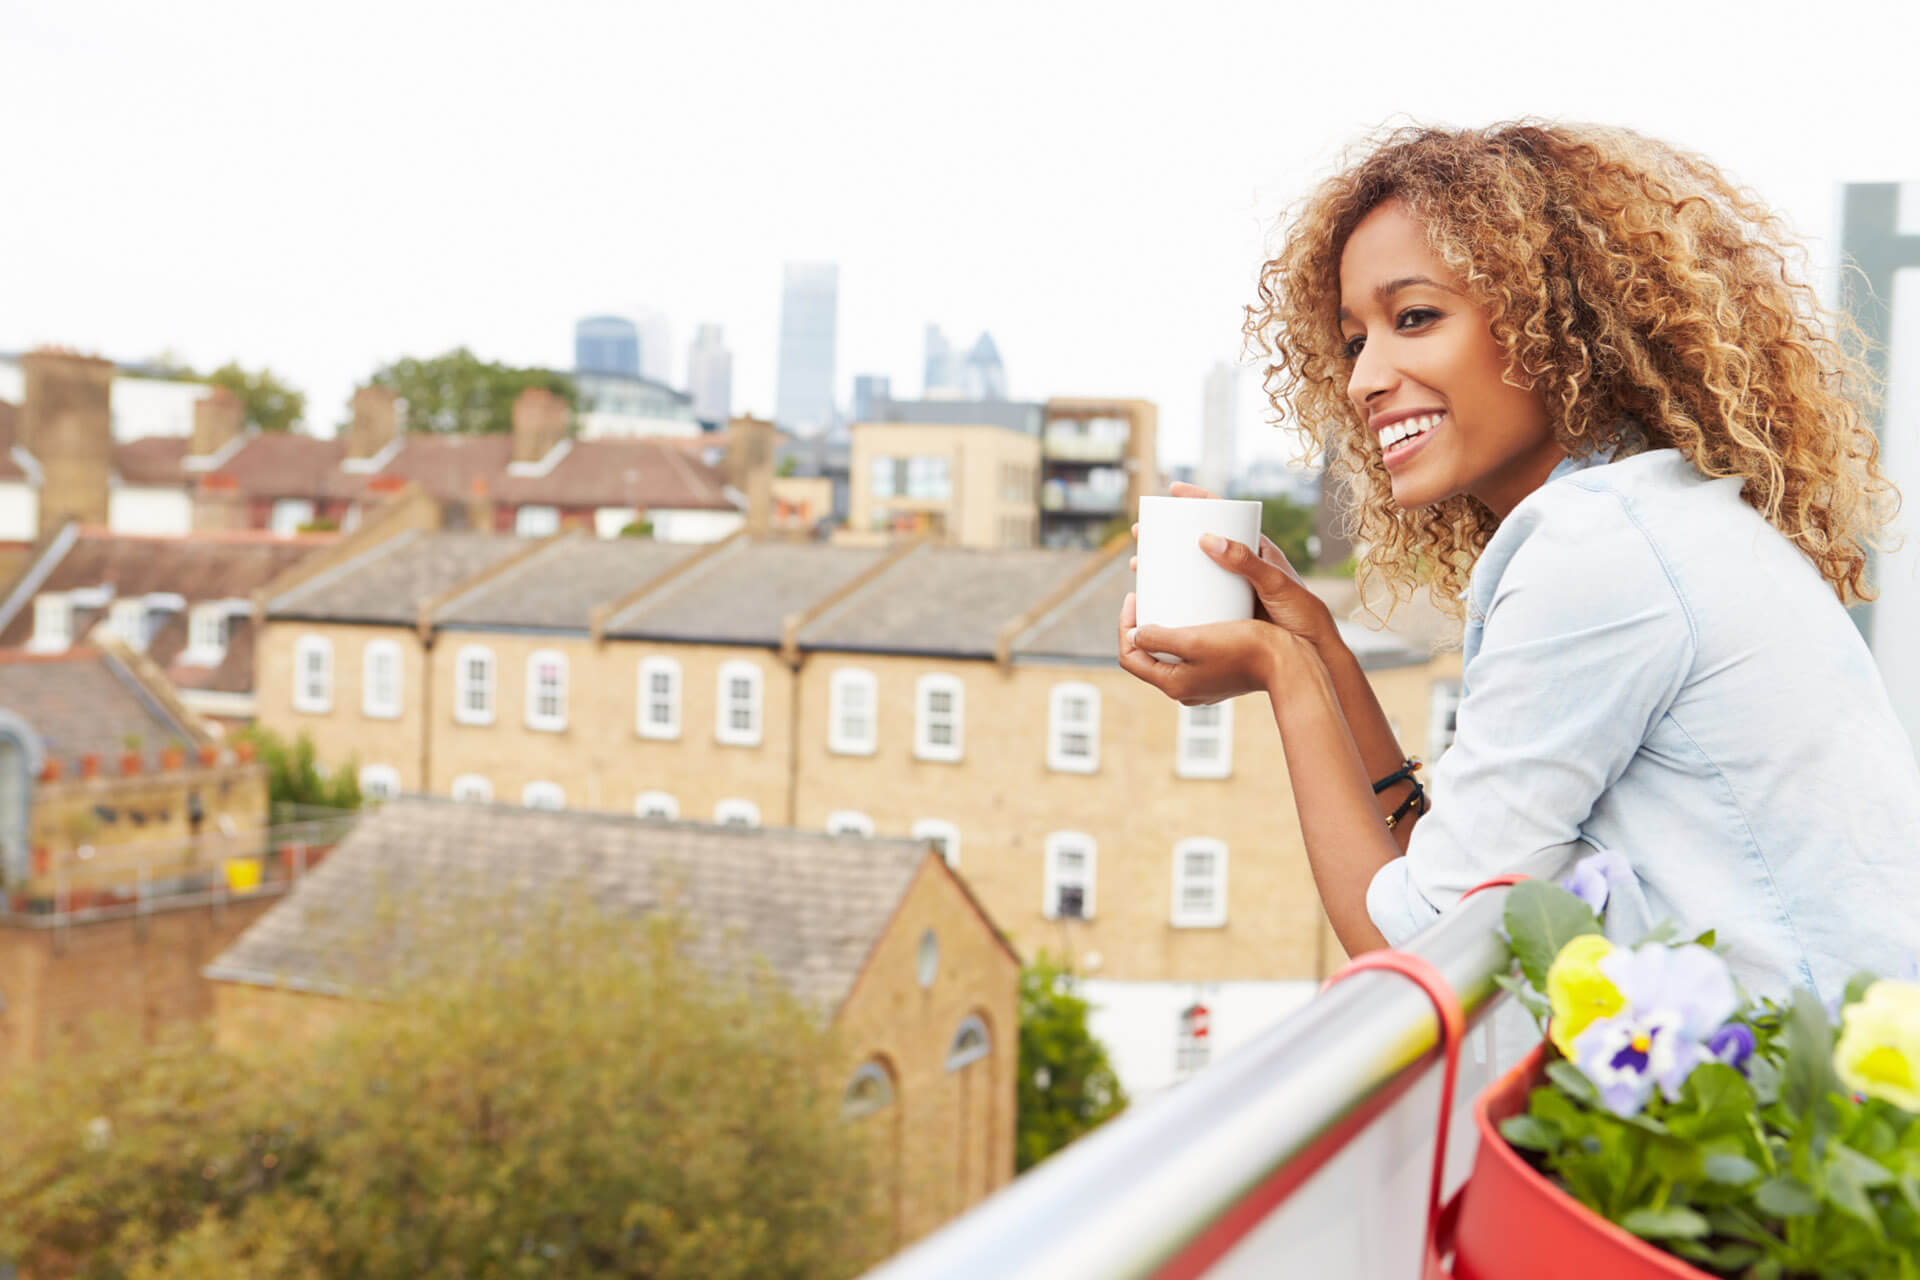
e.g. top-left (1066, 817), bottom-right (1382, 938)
top-left (1119, 122), bottom-right (1919, 1001)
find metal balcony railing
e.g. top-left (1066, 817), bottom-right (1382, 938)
top-left (863, 848), bottom-right (1571, 1280)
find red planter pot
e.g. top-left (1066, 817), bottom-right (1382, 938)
top-left (1446, 1045), bottom-right (1708, 1279)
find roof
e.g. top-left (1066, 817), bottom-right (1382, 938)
top-left (1009, 550), bottom-right (1430, 669)
top-left (0, 647), bottom-right (196, 772)
top-left (0, 529), bottom-right (332, 694)
top-left (203, 797), bottom-right (948, 1015)
top-left (268, 530), bottom-right (531, 625)
top-left (801, 545), bottom-right (1096, 658)
top-left (434, 534), bottom-right (704, 632)
top-left (605, 539), bottom-right (892, 646)
top-left (867, 400), bottom-right (1043, 434)
top-left (114, 436), bottom-right (189, 487)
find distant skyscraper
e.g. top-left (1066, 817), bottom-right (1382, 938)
top-left (575, 316), bottom-right (640, 378)
top-left (1200, 362), bottom-right (1239, 496)
top-left (687, 323), bottom-right (733, 426)
top-left (961, 332), bottom-right (1006, 400)
top-left (633, 307), bottom-right (673, 385)
top-left (924, 325), bottom-right (957, 396)
top-left (776, 262), bottom-right (839, 432)
top-left (851, 374), bottom-right (892, 424)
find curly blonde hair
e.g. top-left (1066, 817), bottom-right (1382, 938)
top-left (1245, 121), bottom-right (1896, 612)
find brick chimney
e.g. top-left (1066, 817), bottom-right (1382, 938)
top-left (21, 348), bottom-right (113, 536)
top-left (190, 386), bottom-right (246, 459)
top-left (344, 385), bottom-right (401, 462)
top-left (722, 415), bottom-right (777, 537)
top-left (511, 387), bottom-right (570, 466)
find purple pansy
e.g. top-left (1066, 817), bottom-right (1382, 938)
top-left (1706, 1022), bottom-right (1755, 1072)
top-left (1570, 942), bottom-right (1739, 1116)
top-left (1561, 850), bottom-right (1635, 916)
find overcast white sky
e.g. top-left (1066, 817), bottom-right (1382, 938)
top-left (2, 0), bottom-right (1915, 467)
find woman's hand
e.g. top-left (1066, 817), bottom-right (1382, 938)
top-left (1119, 592), bottom-right (1322, 706)
top-left (1129, 482), bottom-right (1339, 654)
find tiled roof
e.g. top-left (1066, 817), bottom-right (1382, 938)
top-left (800, 545), bottom-right (1096, 658)
top-left (491, 437), bottom-right (736, 510)
top-left (267, 529), bottom-right (531, 625)
top-left (1011, 551), bottom-right (1432, 669)
top-left (211, 432), bottom-right (357, 500)
top-left (114, 436), bottom-right (189, 487)
top-left (434, 534), bottom-right (704, 631)
top-left (0, 648), bottom-right (196, 772)
top-left (204, 797), bottom-right (936, 1014)
top-left (605, 539), bottom-right (892, 646)
top-left (0, 531), bottom-right (331, 693)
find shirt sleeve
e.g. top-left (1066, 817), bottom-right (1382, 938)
top-left (1366, 484), bottom-right (1697, 945)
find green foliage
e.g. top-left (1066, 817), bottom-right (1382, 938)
top-left (775, 456), bottom-right (797, 478)
top-left (619, 520), bottom-right (655, 538)
top-left (1256, 497), bottom-right (1316, 572)
top-left (1497, 882), bottom-right (1920, 1276)
top-left (0, 911), bottom-right (885, 1278)
top-left (1016, 954), bottom-right (1126, 1172)
top-left (205, 361), bottom-right (306, 434)
top-left (237, 726), bottom-right (362, 813)
top-left (369, 347), bottom-right (578, 435)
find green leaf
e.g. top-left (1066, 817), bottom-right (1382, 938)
top-left (1747, 1055), bottom-right (1782, 1107)
top-left (1782, 990), bottom-right (1842, 1119)
top-left (1502, 880), bottom-right (1600, 990)
top-left (1755, 1176), bottom-right (1821, 1218)
top-left (1704, 1153), bottom-right (1762, 1185)
top-left (1690, 928), bottom-right (1717, 949)
top-left (1674, 1063), bottom-right (1757, 1141)
top-left (1544, 1059), bottom-right (1601, 1108)
top-left (1499, 1114), bottom-right (1558, 1152)
top-left (1845, 971), bottom-right (1880, 1008)
top-left (1825, 1149), bottom-right (1886, 1236)
top-left (1620, 1205), bottom-right (1710, 1239)
top-left (1492, 971), bottom-right (1551, 1022)
top-left (1830, 1141), bottom-right (1896, 1189)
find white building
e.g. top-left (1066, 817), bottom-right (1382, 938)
top-left (572, 369), bottom-right (702, 440)
top-left (0, 355), bottom-right (205, 442)
top-left (686, 323), bottom-right (732, 426)
top-left (1199, 362), bottom-right (1239, 497)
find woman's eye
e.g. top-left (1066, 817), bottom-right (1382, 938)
top-left (1341, 335), bottom-right (1365, 360)
top-left (1396, 307), bottom-right (1439, 330)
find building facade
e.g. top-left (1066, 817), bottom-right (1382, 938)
top-left (1199, 362), bottom-right (1239, 498)
top-left (848, 420), bottom-right (1040, 549)
top-left (1040, 397), bottom-right (1159, 549)
top-left (686, 323), bottom-right (733, 427)
top-left (776, 261), bottom-right (839, 433)
top-left (574, 315), bottom-right (641, 378)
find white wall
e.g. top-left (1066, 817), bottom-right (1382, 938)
top-left (1079, 976), bottom-right (1318, 1103)
top-left (578, 410), bottom-right (703, 440)
top-left (108, 486), bottom-right (192, 535)
top-left (652, 509), bottom-right (745, 543)
top-left (1874, 263), bottom-right (1920, 751)
top-left (0, 482), bottom-right (36, 540)
top-left (0, 359), bottom-right (205, 442)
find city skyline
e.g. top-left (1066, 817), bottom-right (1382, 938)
top-left (2, 0), bottom-right (1914, 473)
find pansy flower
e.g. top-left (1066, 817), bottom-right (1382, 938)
top-left (1835, 979), bottom-right (1920, 1112)
top-left (1569, 942), bottom-right (1738, 1116)
top-left (1560, 849), bottom-right (1635, 916)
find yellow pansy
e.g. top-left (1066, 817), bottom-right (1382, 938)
top-left (1836, 980), bottom-right (1920, 1112)
top-left (1547, 933), bottom-right (1625, 1057)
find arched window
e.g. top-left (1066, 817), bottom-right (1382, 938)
top-left (362, 639), bottom-right (403, 719)
top-left (911, 818), bottom-right (960, 868)
top-left (525, 649), bottom-right (569, 732)
top-left (828, 667), bottom-right (878, 755)
top-left (636, 656), bottom-right (682, 740)
top-left (1047, 681), bottom-right (1100, 773)
top-left (946, 1014), bottom-right (991, 1071)
top-left (451, 774), bottom-right (493, 803)
top-left (634, 791), bottom-right (679, 820)
top-left (454, 645), bottom-right (496, 725)
top-left (358, 764), bottom-right (401, 802)
top-left (825, 809), bottom-right (875, 837)
top-left (841, 1060), bottom-right (896, 1120)
top-left (522, 781), bottom-right (565, 810)
top-left (714, 798), bottom-right (760, 828)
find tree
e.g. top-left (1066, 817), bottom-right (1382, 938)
top-left (237, 726), bottom-right (362, 816)
top-left (367, 348), bottom-right (578, 435)
top-left (205, 362), bottom-right (306, 433)
top-left (1016, 954), bottom-right (1127, 1172)
top-left (1256, 496), bottom-right (1317, 572)
top-left (0, 911), bottom-right (886, 1278)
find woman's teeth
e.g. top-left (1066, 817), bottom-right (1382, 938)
top-left (1380, 413), bottom-right (1443, 449)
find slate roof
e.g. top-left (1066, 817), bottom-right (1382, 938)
top-left (799, 545), bottom-right (1096, 658)
top-left (0, 530), bottom-right (333, 694)
top-left (434, 534), bottom-right (704, 632)
top-left (204, 797), bottom-right (952, 1015)
top-left (1010, 548), bottom-right (1432, 669)
top-left (0, 648), bottom-right (197, 772)
top-left (604, 539), bottom-right (892, 646)
top-left (267, 530), bottom-right (531, 625)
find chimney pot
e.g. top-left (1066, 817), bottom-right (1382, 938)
top-left (20, 348), bottom-right (113, 537)
top-left (346, 385), bottom-right (401, 461)
top-left (79, 752), bottom-right (101, 780)
top-left (190, 386), bottom-right (247, 459)
top-left (511, 387), bottom-right (571, 465)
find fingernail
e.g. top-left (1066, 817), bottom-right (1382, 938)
top-left (1126, 627), bottom-right (1138, 647)
top-left (1200, 534), bottom-right (1225, 553)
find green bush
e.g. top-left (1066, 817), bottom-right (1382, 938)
top-left (0, 912), bottom-right (884, 1278)
top-left (1016, 954), bottom-right (1126, 1172)
top-left (237, 726), bottom-right (361, 813)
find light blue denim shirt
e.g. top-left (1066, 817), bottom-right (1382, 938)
top-left (1366, 447), bottom-right (1920, 1001)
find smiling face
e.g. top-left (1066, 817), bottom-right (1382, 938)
top-left (1337, 200), bottom-right (1561, 517)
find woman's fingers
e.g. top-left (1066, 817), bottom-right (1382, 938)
top-left (1201, 535), bottom-right (1287, 591)
top-left (1168, 481), bottom-right (1219, 500)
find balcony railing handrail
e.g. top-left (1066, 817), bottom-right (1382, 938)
top-left (862, 847), bottom-right (1572, 1280)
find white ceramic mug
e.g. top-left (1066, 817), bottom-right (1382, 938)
top-left (1134, 496), bottom-right (1264, 663)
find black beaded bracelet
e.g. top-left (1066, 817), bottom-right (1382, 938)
top-left (1372, 757), bottom-right (1423, 795)
top-left (1384, 782), bottom-right (1428, 831)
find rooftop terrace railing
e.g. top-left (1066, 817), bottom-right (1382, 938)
top-left (863, 848), bottom-right (1571, 1280)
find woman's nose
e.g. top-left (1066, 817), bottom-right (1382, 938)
top-left (1347, 342), bottom-right (1396, 413)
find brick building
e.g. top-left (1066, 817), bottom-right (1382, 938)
top-left (251, 518), bottom-right (1457, 1098)
top-left (206, 797), bottom-right (1019, 1247)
